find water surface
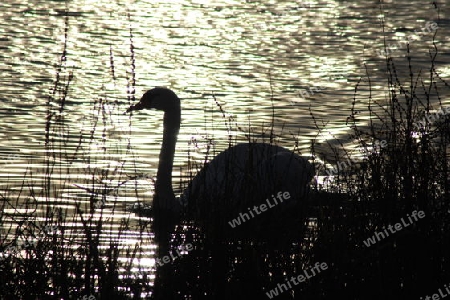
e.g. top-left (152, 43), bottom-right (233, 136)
top-left (1, 0), bottom-right (449, 296)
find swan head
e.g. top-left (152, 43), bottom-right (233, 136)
top-left (126, 87), bottom-right (180, 113)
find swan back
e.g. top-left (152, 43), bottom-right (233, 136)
top-left (182, 143), bottom-right (314, 231)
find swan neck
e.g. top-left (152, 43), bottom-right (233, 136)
top-left (155, 107), bottom-right (181, 198)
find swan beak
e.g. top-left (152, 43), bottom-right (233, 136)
top-left (125, 102), bottom-right (144, 114)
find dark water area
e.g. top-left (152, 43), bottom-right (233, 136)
top-left (1, 0), bottom-right (450, 299)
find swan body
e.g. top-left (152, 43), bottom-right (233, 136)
top-left (126, 87), bottom-right (314, 225)
top-left (181, 143), bottom-right (314, 223)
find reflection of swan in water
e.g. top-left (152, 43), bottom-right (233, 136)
top-left (126, 87), bottom-right (314, 231)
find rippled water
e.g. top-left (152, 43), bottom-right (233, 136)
top-left (1, 0), bottom-right (449, 297)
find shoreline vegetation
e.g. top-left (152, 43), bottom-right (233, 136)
top-left (1, 3), bottom-right (449, 299)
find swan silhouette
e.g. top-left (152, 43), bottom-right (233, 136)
top-left (126, 87), bottom-right (314, 231)
top-left (126, 87), bottom-right (314, 298)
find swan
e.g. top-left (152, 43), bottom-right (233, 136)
top-left (126, 87), bottom-right (314, 298)
top-left (125, 87), bottom-right (314, 233)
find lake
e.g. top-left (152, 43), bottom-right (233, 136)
top-left (1, 0), bottom-right (449, 298)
